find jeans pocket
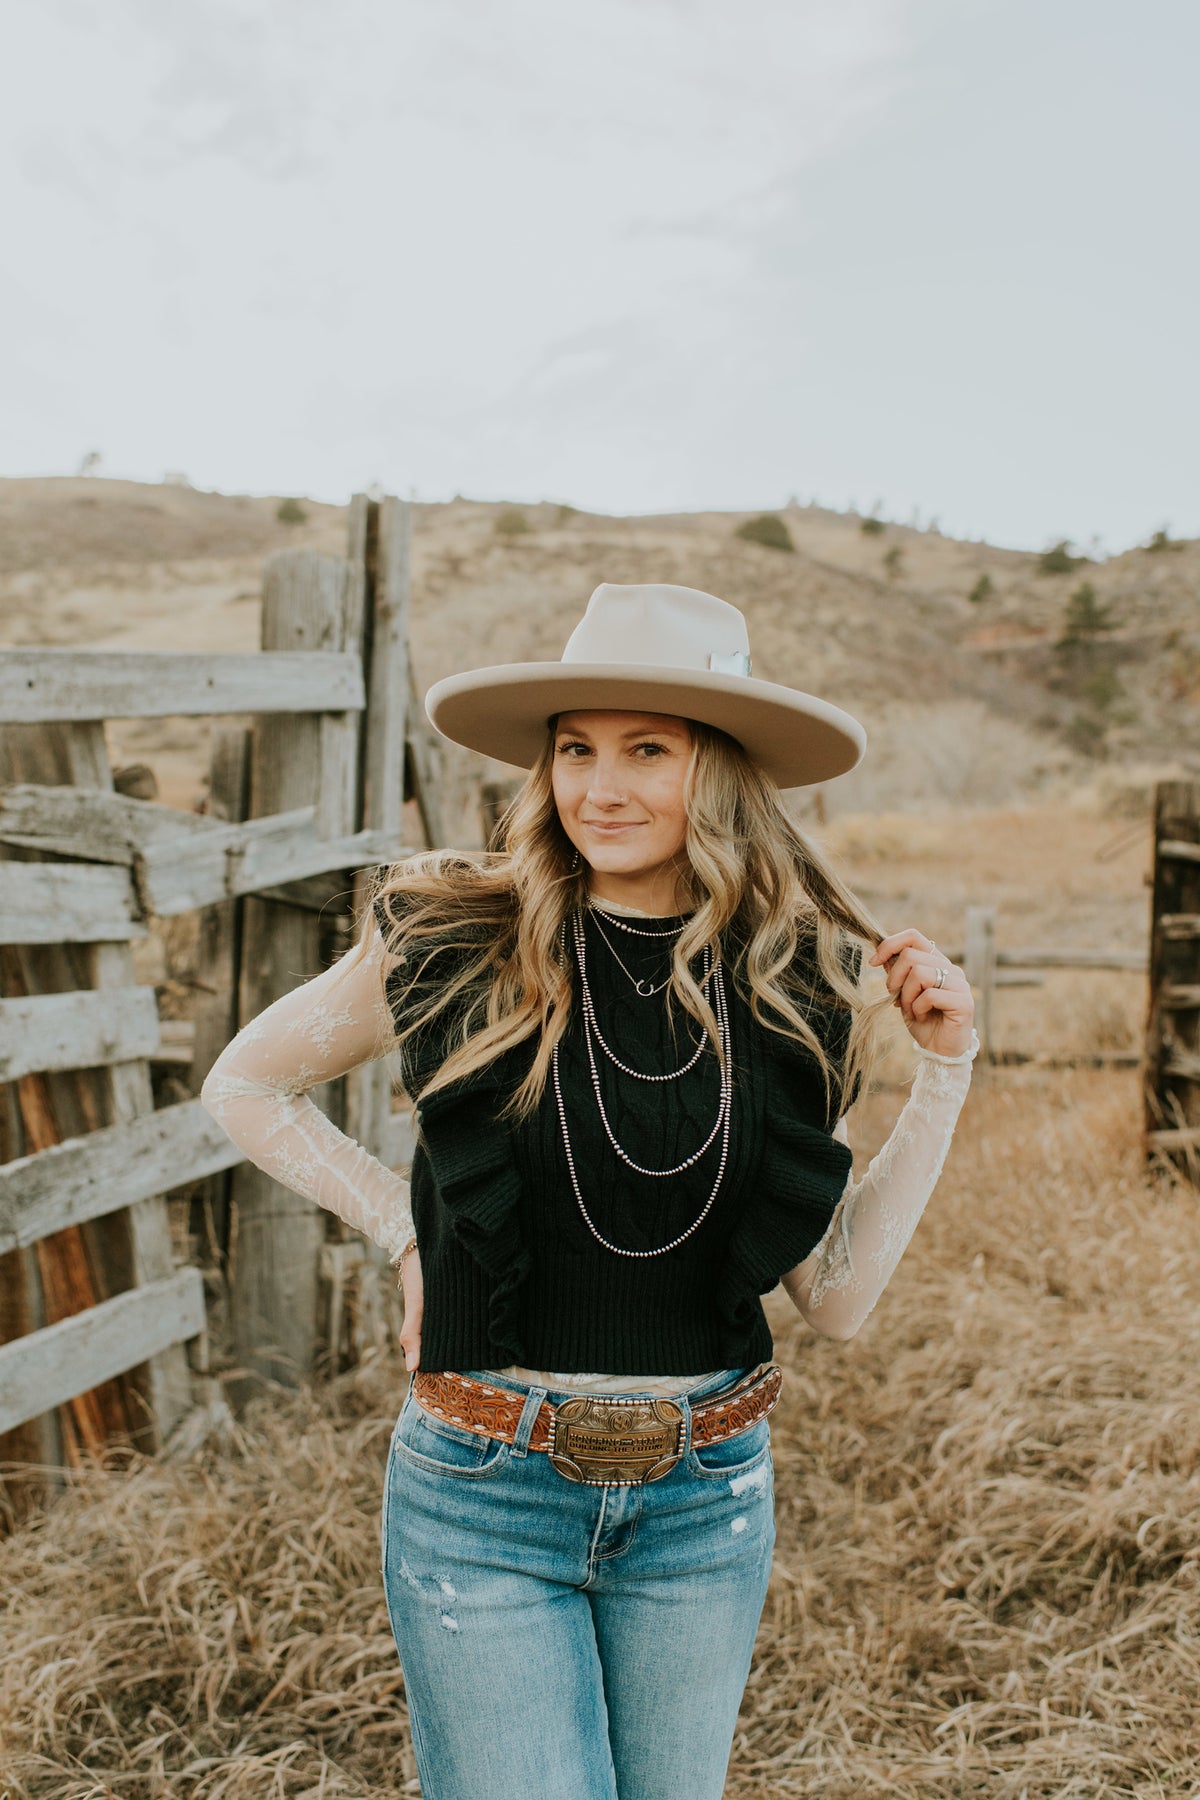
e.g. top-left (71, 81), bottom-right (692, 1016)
top-left (687, 1416), bottom-right (772, 1481)
top-left (392, 1393), bottom-right (511, 1478)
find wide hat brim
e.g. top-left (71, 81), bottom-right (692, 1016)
top-left (424, 661), bottom-right (866, 788)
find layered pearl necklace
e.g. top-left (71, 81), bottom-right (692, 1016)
top-left (551, 905), bottom-right (733, 1258)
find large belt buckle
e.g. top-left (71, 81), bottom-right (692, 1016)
top-left (547, 1396), bottom-right (685, 1486)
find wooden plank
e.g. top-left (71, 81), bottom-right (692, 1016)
top-left (0, 862), bottom-right (144, 942)
top-left (963, 905), bottom-right (995, 1062)
top-left (1162, 984), bottom-right (1200, 1009)
top-left (1144, 780), bottom-right (1200, 1181)
top-left (991, 1048), bottom-right (1142, 1069)
top-left (0, 986), bottom-right (160, 1080)
top-left (1160, 914), bottom-right (1200, 939)
top-left (0, 782), bottom-right (219, 861)
top-left (188, 725), bottom-right (250, 1366)
top-left (0, 1099), bottom-right (242, 1254)
top-left (0, 1268), bottom-right (205, 1437)
top-left (1146, 1125), bottom-right (1200, 1149)
top-left (405, 680), bottom-right (446, 848)
top-left (0, 723), bottom-right (144, 1459)
top-left (229, 551), bottom-right (355, 1392)
top-left (362, 498), bottom-right (411, 836)
top-left (0, 651), bottom-right (364, 724)
top-left (140, 813), bottom-right (405, 914)
top-left (0, 786), bottom-right (407, 916)
top-left (0, 965), bottom-right (131, 1470)
top-left (346, 499), bottom-right (411, 1171)
top-left (379, 1103), bottom-right (417, 1170)
top-left (994, 947), bottom-right (1148, 971)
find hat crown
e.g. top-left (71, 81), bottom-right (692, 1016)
top-left (562, 583), bottom-right (750, 673)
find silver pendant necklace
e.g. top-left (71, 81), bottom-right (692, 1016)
top-left (586, 905), bottom-right (679, 997)
top-left (575, 907), bottom-right (709, 1082)
top-left (551, 912), bottom-right (734, 1258)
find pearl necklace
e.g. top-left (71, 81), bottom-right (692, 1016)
top-left (551, 911), bottom-right (734, 1258)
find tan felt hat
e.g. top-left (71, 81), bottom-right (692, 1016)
top-left (424, 582), bottom-right (866, 788)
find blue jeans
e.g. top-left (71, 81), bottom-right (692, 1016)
top-left (381, 1366), bottom-right (776, 1800)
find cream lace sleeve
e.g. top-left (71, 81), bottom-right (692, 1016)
top-left (198, 918), bottom-right (416, 1264)
top-left (782, 1027), bottom-right (981, 1339)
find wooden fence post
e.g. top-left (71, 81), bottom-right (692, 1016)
top-left (0, 721), bottom-right (193, 1454)
top-left (189, 726), bottom-right (251, 1357)
top-left (227, 552), bottom-right (356, 1393)
top-left (964, 905), bottom-right (996, 1063)
top-left (1144, 780), bottom-right (1200, 1182)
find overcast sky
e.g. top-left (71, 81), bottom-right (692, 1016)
top-left (3, 0), bottom-right (1196, 552)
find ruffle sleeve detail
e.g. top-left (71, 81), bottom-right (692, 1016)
top-left (413, 1053), bottom-right (533, 1365)
top-left (714, 942), bottom-right (859, 1360)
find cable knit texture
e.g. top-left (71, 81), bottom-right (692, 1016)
top-left (377, 897), bottom-right (861, 1372)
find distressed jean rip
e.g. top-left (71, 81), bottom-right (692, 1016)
top-left (400, 1557), bottom-right (460, 1633)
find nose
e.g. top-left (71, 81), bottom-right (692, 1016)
top-left (586, 756), bottom-right (629, 808)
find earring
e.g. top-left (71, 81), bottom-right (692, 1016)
top-left (570, 847), bottom-right (581, 872)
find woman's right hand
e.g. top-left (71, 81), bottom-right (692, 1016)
top-left (399, 1246), bottom-right (424, 1370)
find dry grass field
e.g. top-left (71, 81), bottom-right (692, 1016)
top-left (3, 1064), bottom-right (1196, 1797)
top-left (1, 478), bottom-right (1198, 1795)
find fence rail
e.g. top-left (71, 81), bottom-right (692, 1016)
top-left (0, 987), bottom-right (161, 1080)
top-left (0, 1269), bottom-right (205, 1438)
top-left (0, 1101), bottom-right (242, 1254)
top-left (0, 650), bottom-right (364, 723)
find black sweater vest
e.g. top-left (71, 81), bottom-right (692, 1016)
top-left (378, 898), bottom-right (858, 1374)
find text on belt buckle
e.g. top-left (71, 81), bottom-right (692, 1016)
top-left (546, 1396), bottom-right (685, 1486)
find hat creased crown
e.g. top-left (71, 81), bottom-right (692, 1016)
top-left (561, 583), bottom-right (751, 675)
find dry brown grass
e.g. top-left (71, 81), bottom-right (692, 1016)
top-left (3, 1068), bottom-right (1198, 1798)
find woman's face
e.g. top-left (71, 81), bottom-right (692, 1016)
top-left (551, 709), bottom-right (693, 891)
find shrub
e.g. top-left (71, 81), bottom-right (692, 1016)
top-left (882, 545), bottom-right (904, 580)
top-left (1057, 581), bottom-right (1115, 649)
top-left (967, 574), bottom-right (994, 604)
top-left (1145, 526), bottom-right (1184, 553)
top-left (1039, 539), bottom-right (1086, 575)
top-left (735, 513), bottom-right (794, 552)
top-left (494, 508), bottom-right (533, 538)
top-left (276, 497), bottom-right (308, 525)
top-left (860, 516), bottom-right (885, 536)
top-left (1081, 664), bottom-right (1123, 712)
top-left (1065, 710), bottom-right (1108, 757)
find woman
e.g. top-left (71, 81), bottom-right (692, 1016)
top-left (201, 580), bottom-right (978, 1800)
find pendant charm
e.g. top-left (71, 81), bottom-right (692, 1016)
top-left (635, 978), bottom-right (655, 996)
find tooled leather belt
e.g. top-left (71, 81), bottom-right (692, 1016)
top-left (411, 1363), bottom-right (782, 1486)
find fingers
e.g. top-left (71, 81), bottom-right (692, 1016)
top-left (869, 927), bottom-right (941, 967)
top-left (400, 1256), bottom-right (424, 1371)
top-left (868, 932), bottom-right (967, 1023)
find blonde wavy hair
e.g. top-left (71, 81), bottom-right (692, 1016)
top-left (365, 717), bottom-right (895, 1122)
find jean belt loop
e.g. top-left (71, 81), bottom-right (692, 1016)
top-left (511, 1385), bottom-right (548, 1458)
top-left (680, 1389), bottom-right (697, 1459)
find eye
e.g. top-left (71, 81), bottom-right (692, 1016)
top-left (633, 740), bottom-right (670, 757)
top-left (554, 739), bottom-right (591, 757)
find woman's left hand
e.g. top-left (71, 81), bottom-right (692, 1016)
top-left (868, 929), bottom-right (975, 1058)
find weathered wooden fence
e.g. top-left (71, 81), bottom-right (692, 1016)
top-left (0, 495), bottom-right (439, 1494)
top-left (951, 905), bottom-right (1146, 1067)
top-left (1143, 780), bottom-right (1200, 1182)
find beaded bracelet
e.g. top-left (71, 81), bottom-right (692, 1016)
top-left (394, 1236), bottom-right (419, 1283)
